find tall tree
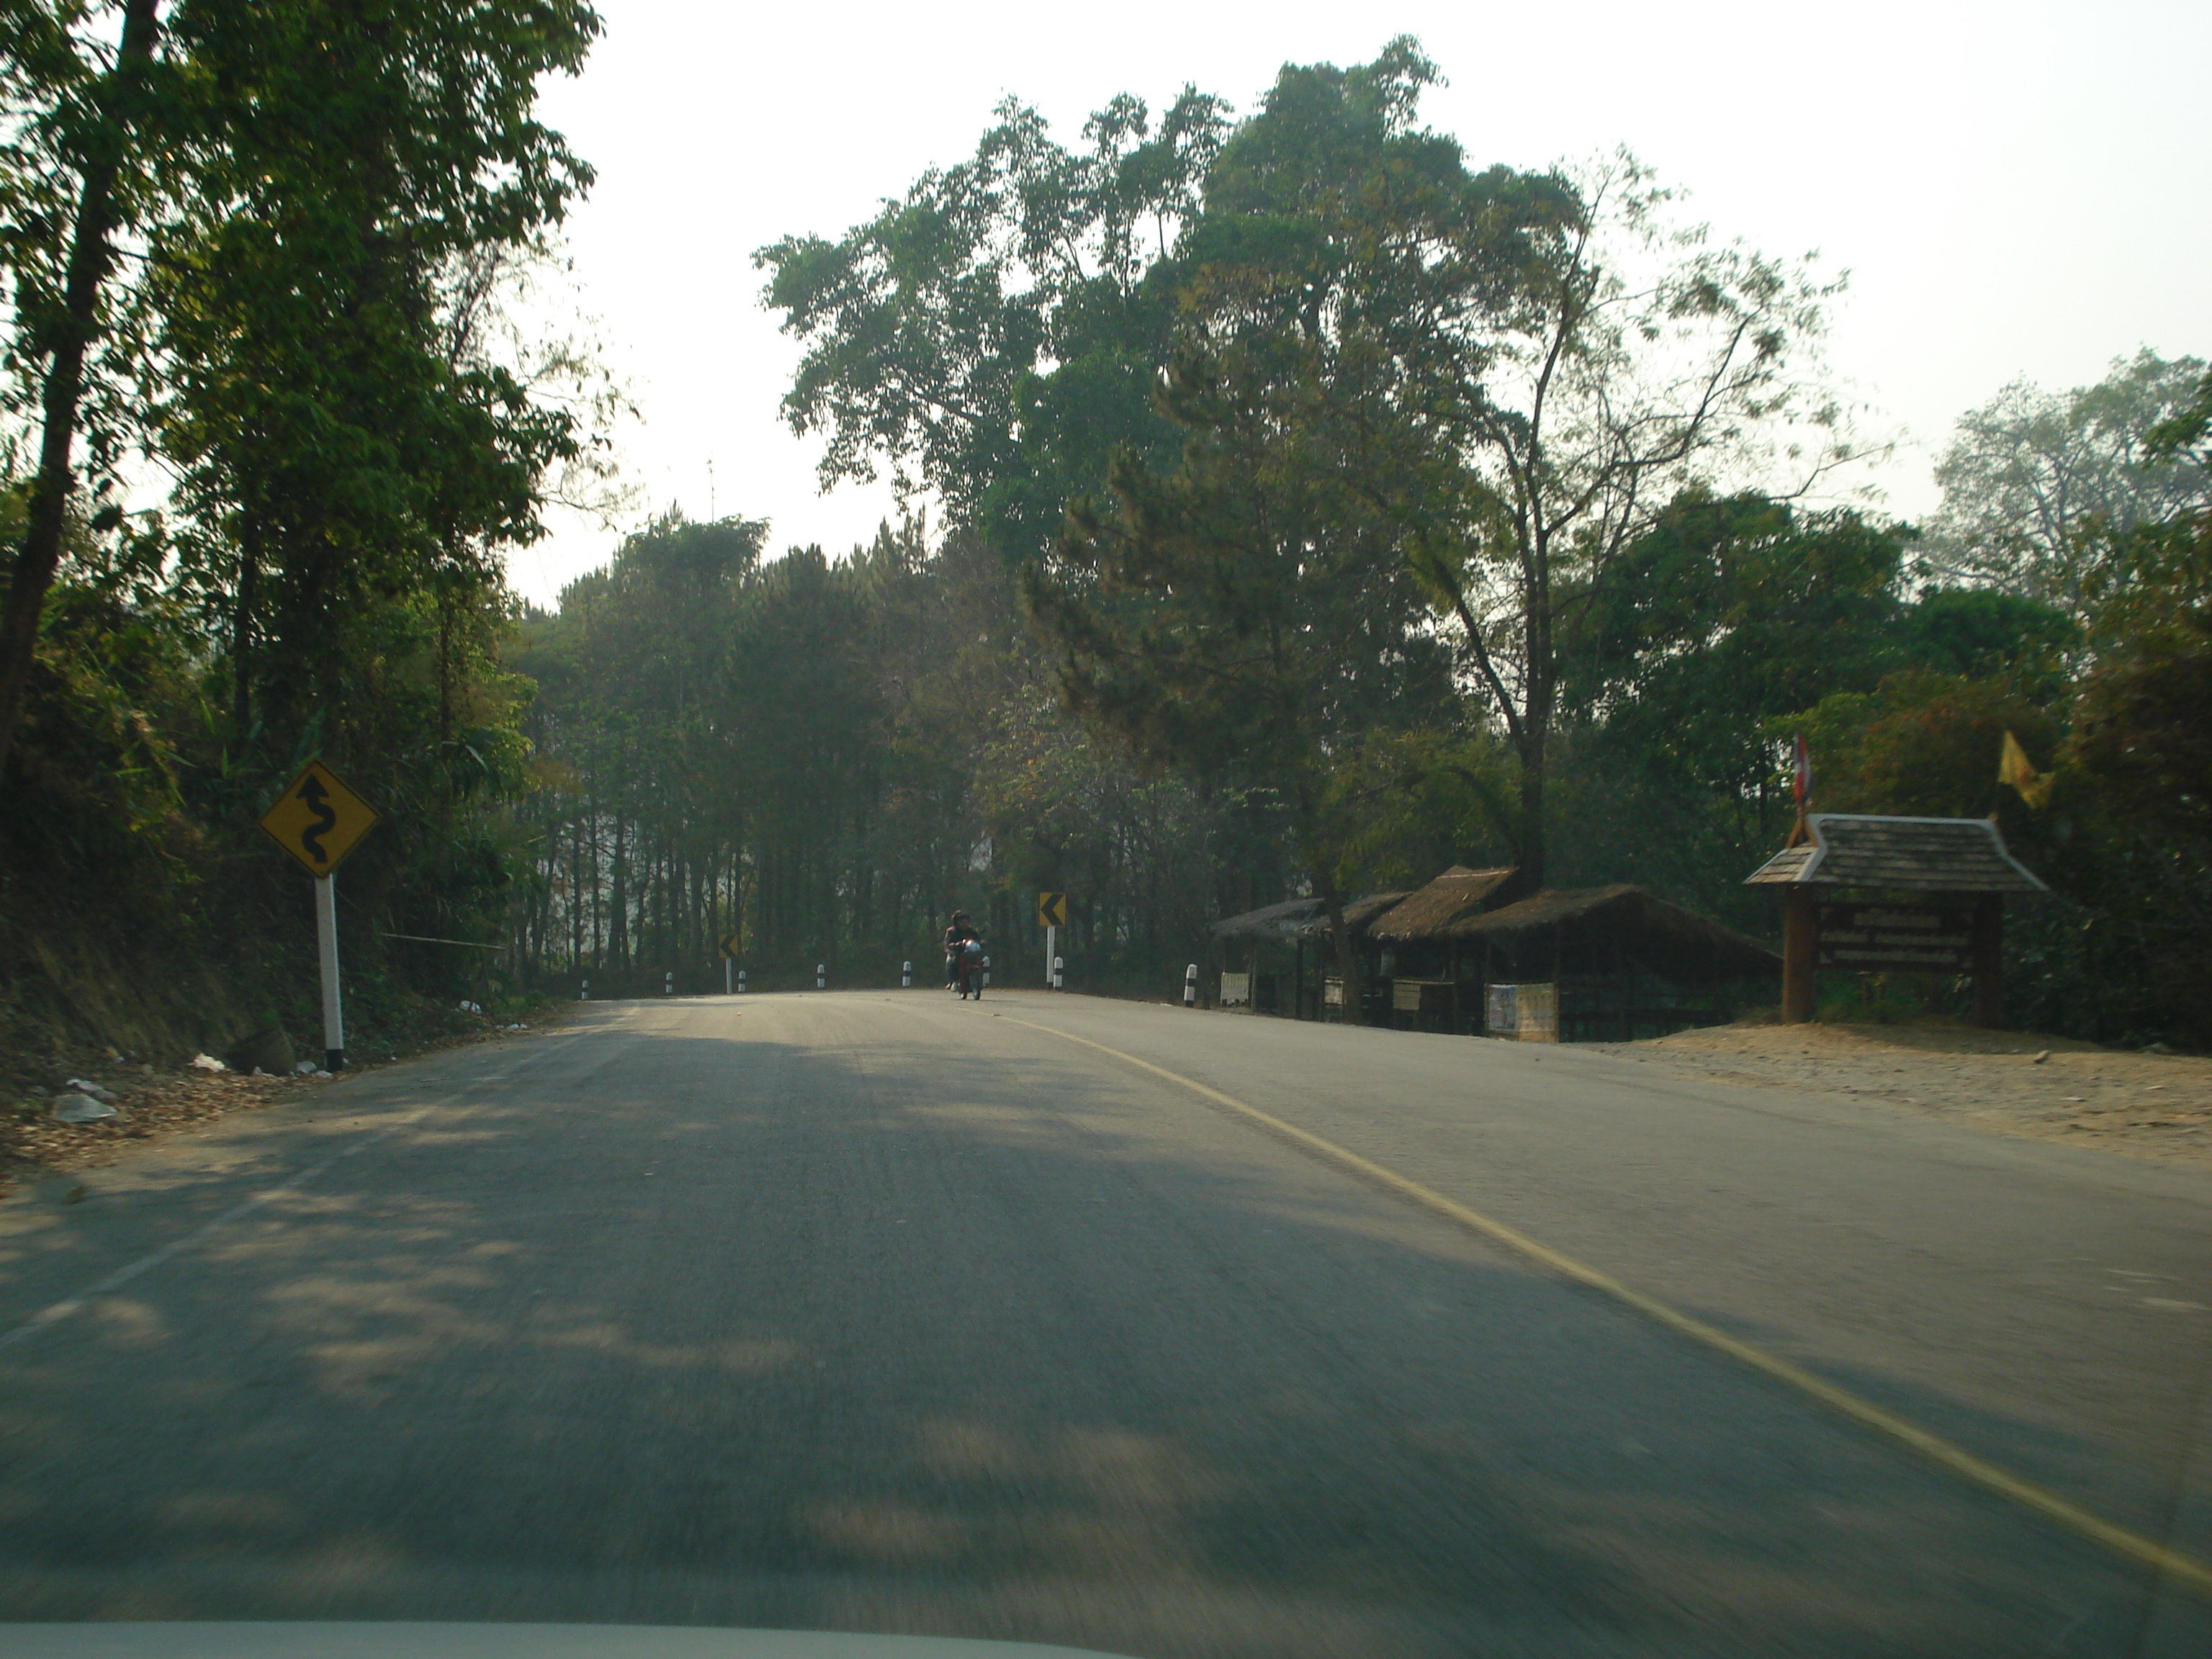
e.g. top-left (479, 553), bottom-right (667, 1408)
top-left (1330, 134), bottom-right (1842, 884)
top-left (147, 0), bottom-right (598, 751)
top-left (0, 0), bottom-right (166, 776)
top-left (775, 42), bottom-right (1846, 889)
top-left (1025, 343), bottom-right (1457, 996)
top-left (1131, 41), bottom-right (1577, 881)
top-left (1923, 349), bottom-right (2210, 612)
top-left (756, 82), bottom-right (1230, 559)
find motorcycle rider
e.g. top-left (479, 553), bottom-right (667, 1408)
top-left (942, 910), bottom-right (978, 989)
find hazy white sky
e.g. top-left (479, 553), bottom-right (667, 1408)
top-left (514, 0), bottom-right (2210, 605)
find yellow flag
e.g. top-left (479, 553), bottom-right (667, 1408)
top-left (1999, 730), bottom-right (2052, 808)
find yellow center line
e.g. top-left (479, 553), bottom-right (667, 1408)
top-left (1001, 1012), bottom-right (2212, 1601)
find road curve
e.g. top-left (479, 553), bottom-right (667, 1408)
top-left (1, 990), bottom-right (2207, 1658)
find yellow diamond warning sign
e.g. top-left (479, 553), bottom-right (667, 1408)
top-left (259, 760), bottom-right (382, 877)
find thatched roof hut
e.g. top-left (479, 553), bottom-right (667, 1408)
top-left (1208, 890), bottom-right (1408, 1022)
top-left (1445, 884), bottom-right (1781, 981)
top-left (1368, 866), bottom-right (1522, 941)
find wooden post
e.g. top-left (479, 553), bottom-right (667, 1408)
top-left (1622, 956), bottom-right (1635, 1041)
top-left (1782, 888), bottom-right (1817, 1023)
top-left (1972, 893), bottom-right (2004, 1028)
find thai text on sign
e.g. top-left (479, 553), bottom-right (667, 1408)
top-left (1815, 903), bottom-right (1975, 973)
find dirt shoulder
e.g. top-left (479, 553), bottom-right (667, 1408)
top-left (1, 1006), bottom-right (574, 1198)
top-left (1586, 1021), bottom-right (2212, 1167)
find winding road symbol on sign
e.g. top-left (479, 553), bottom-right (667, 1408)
top-left (259, 760), bottom-right (381, 876)
top-left (296, 773), bottom-right (338, 862)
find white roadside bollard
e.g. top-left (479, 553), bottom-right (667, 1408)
top-left (737, 969), bottom-right (747, 993)
top-left (1184, 963), bottom-right (1197, 1007)
top-left (1053, 955), bottom-right (1064, 991)
top-left (580, 978), bottom-right (590, 1003)
top-left (664, 970), bottom-right (674, 997)
top-left (982, 955), bottom-right (992, 989)
top-left (816, 963), bottom-right (827, 990)
top-left (902, 960), bottom-right (912, 989)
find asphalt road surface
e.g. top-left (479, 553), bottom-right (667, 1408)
top-left (3, 990), bottom-right (2210, 1657)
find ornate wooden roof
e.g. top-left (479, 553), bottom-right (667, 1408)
top-left (1745, 814), bottom-right (2047, 894)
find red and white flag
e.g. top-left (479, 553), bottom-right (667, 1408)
top-left (1791, 734), bottom-right (1811, 807)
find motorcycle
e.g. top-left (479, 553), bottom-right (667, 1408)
top-left (954, 938), bottom-right (986, 999)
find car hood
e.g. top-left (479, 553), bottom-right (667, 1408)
top-left (1, 1626), bottom-right (1130, 1659)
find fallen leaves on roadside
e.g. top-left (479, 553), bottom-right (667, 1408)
top-left (2, 1067), bottom-right (327, 1197)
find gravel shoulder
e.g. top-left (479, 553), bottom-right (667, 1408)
top-left (0, 1010), bottom-right (570, 1197)
top-left (1588, 1020), bottom-right (2212, 1167)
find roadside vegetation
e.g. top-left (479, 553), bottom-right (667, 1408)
top-left (1, 23), bottom-right (2205, 1086)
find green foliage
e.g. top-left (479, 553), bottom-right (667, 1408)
top-left (1561, 496), bottom-right (1915, 795)
top-left (770, 43), bottom-right (1848, 890)
top-left (1322, 729), bottom-right (1519, 891)
top-left (1896, 588), bottom-right (2077, 688)
top-left (1781, 622), bottom-right (2209, 1045)
top-left (1785, 673), bottom-right (2061, 820)
top-left (10, 19), bottom-right (2202, 1064)
top-left (514, 513), bottom-right (1262, 990)
top-left (1025, 353), bottom-right (1457, 913)
top-left (148, 2), bottom-right (597, 744)
top-left (0, 0), bottom-right (603, 1064)
top-left (756, 83), bottom-right (1228, 559)
top-left (2070, 611), bottom-right (2212, 850)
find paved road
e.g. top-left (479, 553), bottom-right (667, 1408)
top-left (2, 991), bottom-right (2209, 1656)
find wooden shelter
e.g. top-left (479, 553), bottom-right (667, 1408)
top-left (1345, 866), bottom-right (1526, 1029)
top-left (1442, 884), bottom-right (1781, 1040)
top-left (1211, 883), bottom-right (1439, 1021)
top-left (1211, 863), bottom-right (1773, 1036)
top-left (1370, 866), bottom-right (1524, 943)
top-left (1208, 894), bottom-right (1374, 1018)
top-left (1744, 813), bottom-right (2046, 1025)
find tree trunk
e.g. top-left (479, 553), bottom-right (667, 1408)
top-left (1316, 868), bottom-right (1362, 1025)
top-left (0, 0), bottom-right (163, 777)
top-left (1517, 727), bottom-right (1547, 891)
top-left (1519, 562), bottom-right (1555, 889)
top-left (230, 525), bottom-right (261, 736)
top-left (609, 815), bottom-right (629, 968)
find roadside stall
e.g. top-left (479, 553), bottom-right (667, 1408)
top-left (1207, 895), bottom-right (1328, 1017)
top-left (1447, 885), bottom-right (1782, 1041)
top-left (1362, 866), bottom-right (1525, 1033)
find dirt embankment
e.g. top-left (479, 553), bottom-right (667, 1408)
top-left (1590, 1021), bottom-right (2212, 1166)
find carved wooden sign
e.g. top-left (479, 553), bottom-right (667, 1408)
top-left (1815, 902), bottom-right (1976, 974)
